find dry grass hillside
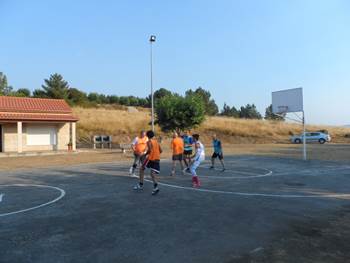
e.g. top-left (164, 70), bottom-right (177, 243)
top-left (73, 107), bottom-right (350, 145)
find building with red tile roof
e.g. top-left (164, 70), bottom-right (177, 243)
top-left (0, 96), bottom-right (78, 153)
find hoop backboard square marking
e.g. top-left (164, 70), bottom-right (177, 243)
top-left (272, 88), bottom-right (303, 113)
top-left (277, 106), bottom-right (289, 113)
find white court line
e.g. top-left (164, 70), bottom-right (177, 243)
top-left (0, 184), bottom-right (65, 218)
top-left (133, 174), bottom-right (350, 199)
top-left (147, 180), bottom-right (350, 199)
top-left (200, 165), bottom-right (273, 179)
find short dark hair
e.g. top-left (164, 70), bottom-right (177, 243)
top-left (192, 134), bottom-right (199, 140)
top-left (146, 130), bottom-right (155, 139)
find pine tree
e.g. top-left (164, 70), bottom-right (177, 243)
top-left (41, 73), bottom-right (70, 100)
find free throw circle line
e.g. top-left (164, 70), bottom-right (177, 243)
top-left (0, 184), bottom-right (65, 218)
top-left (198, 165), bottom-right (273, 179)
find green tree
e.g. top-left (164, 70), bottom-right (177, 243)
top-left (33, 89), bottom-right (48, 98)
top-left (0, 72), bottom-right (14, 95)
top-left (239, 104), bottom-right (262, 119)
top-left (87, 92), bottom-right (101, 103)
top-left (185, 87), bottom-right (218, 115)
top-left (155, 94), bottom-right (205, 132)
top-left (107, 95), bottom-right (120, 104)
top-left (265, 104), bottom-right (285, 121)
top-left (68, 88), bottom-right (89, 106)
top-left (148, 88), bottom-right (172, 107)
top-left (41, 73), bottom-right (70, 100)
top-left (220, 103), bottom-right (239, 118)
top-left (14, 88), bottom-right (31, 97)
top-left (118, 96), bottom-right (130, 105)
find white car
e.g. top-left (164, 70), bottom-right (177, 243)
top-left (291, 132), bottom-right (331, 144)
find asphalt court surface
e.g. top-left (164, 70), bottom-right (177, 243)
top-left (0, 155), bottom-right (350, 262)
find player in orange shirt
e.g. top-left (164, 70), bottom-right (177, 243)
top-left (129, 130), bottom-right (149, 176)
top-left (170, 131), bottom-right (185, 176)
top-left (133, 130), bottom-right (162, 195)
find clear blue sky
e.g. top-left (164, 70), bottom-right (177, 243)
top-left (1, 0), bottom-right (349, 125)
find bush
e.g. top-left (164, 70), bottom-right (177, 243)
top-left (155, 94), bottom-right (205, 132)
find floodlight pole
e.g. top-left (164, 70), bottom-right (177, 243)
top-left (302, 110), bottom-right (307, 160)
top-left (149, 35), bottom-right (156, 132)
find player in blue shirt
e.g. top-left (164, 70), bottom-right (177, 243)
top-left (182, 130), bottom-right (194, 171)
top-left (210, 134), bottom-right (225, 171)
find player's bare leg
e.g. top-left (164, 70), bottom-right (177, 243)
top-left (171, 160), bottom-right (176, 176)
top-left (150, 170), bottom-right (159, 195)
top-left (133, 166), bottom-right (144, 190)
top-left (219, 159), bottom-right (226, 171)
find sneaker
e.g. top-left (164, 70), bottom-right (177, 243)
top-left (133, 183), bottom-right (143, 191)
top-left (209, 166), bottom-right (214, 169)
top-left (129, 167), bottom-right (134, 175)
top-left (151, 187), bottom-right (159, 195)
top-left (185, 167), bottom-right (190, 173)
top-left (196, 178), bottom-right (201, 187)
top-left (192, 176), bottom-right (201, 188)
top-left (192, 177), bottom-right (196, 187)
top-left (170, 171), bottom-right (175, 176)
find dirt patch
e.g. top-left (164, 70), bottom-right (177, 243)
top-left (0, 151), bottom-right (131, 171)
top-left (228, 206), bottom-right (350, 263)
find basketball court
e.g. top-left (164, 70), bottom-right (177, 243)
top-left (1, 89), bottom-right (349, 262)
top-left (1, 153), bottom-right (350, 262)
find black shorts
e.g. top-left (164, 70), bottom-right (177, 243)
top-left (142, 159), bottom-right (160, 174)
top-left (172, 154), bottom-right (183, 161)
top-left (212, 152), bottom-right (224, 160)
top-left (183, 150), bottom-right (193, 156)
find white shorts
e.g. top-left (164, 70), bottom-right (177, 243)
top-left (190, 160), bottom-right (201, 176)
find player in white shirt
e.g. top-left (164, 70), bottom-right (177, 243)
top-left (129, 131), bottom-right (149, 176)
top-left (190, 134), bottom-right (205, 188)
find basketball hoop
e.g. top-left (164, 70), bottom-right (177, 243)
top-left (271, 88), bottom-right (306, 161)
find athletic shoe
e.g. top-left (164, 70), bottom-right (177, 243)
top-left (194, 176), bottom-right (201, 187)
top-left (192, 177), bottom-right (196, 187)
top-left (191, 176), bottom-right (200, 188)
top-left (209, 166), bottom-right (214, 169)
top-left (170, 171), bottom-right (175, 176)
top-left (133, 183), bottom-right (143, 191)
top-left (129, 167), bottom-right (134, 175)
top-left (151, 187), bottom-right (159, 195)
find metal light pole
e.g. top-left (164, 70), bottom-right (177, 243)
top-left (149, 35), bottom-right (156, 132)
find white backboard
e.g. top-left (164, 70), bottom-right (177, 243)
top-left (272, 88), bottom-right (303, 113)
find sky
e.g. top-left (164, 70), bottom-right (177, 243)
top-left (1, 0), bottom-right (349, 125)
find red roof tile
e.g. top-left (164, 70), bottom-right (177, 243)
top-left (0, 96), bottom-right (73, 113)
top-left (0, 112), bottom-right (79, 122)
top-left (0, 96), bottom-right (78, 122)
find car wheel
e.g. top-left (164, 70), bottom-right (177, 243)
top-left (319, 138), bottom-right (326, 144)
top-left (294, 139), bottom-right (302, 144)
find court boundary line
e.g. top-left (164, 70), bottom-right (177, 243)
top-left (145, 179), bottom-right (350, 199)
top-left (0, 184), bottom-right (65, 217)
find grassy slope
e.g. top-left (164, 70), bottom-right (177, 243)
top-left (73, 107), bottom-right (350, 144)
